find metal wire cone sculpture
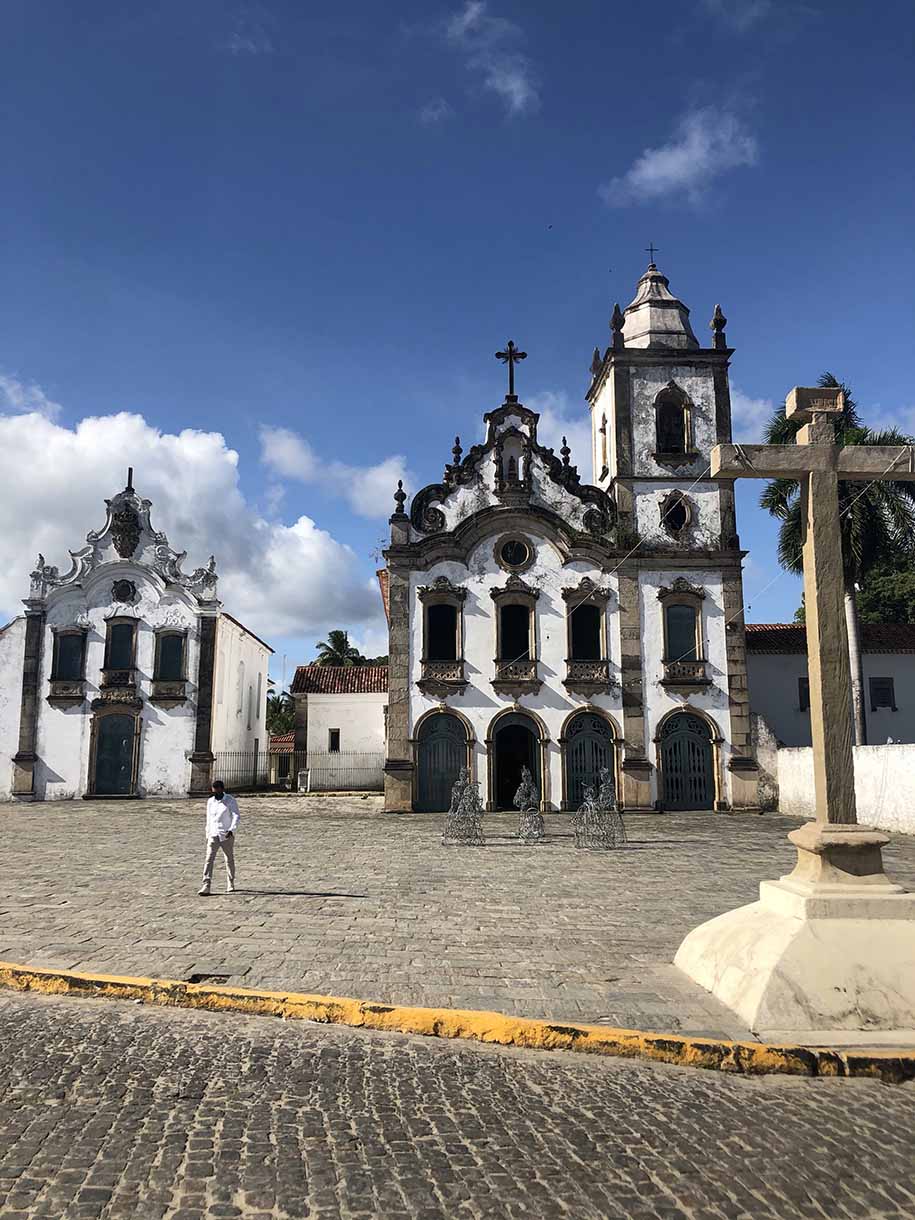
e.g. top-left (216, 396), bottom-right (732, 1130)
top-left (514, 765), bottom-right (544, 844)
top-left (574, 766), bottom-right (627, 850)
top-left (442, 766), bottom-right (486, 846)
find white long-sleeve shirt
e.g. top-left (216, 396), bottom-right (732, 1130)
top-left (205, 793), bottom-right (240, 840)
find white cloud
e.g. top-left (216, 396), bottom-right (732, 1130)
top-left (445, 1), bottom-right (539, 117)
top-left (0, 372), bottom-right (62, 420)
top-left (699, 0), bottom-right (772, 31)
top-left (601, 107), bottom-right (759, 207)
top-left (259, 425), bottom-right (413, 519)
top-left (420, 96), bottom-right (455, 125)
top-left (0, 410), bottom-right (382, 643)
top-left (527, 391), bottom-right (594, 480)
top-left (729, 386), bottom-right (774, 442)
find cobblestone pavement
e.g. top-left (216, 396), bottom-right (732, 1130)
top-left (2, 991), bottom-right (915, 1220)
top-left (3, 796), bottom-right (915, 1038)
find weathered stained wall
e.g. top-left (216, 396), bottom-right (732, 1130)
top-left (0, 617), bottom-right (26, 800)
top-left (777, 743), bottom-right (915, 835)
top-left (747, 651), bottom-right (915, 746)
top-left (212, 616), bottom-right (270, 754)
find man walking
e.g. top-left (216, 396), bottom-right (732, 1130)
top-left (199, 780), bottom-right (240, 896)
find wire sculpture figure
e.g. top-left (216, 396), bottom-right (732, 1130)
top-left (442, 766), bottom-right (486, 846)
top-left (514, 765), bottom-right (544, 844)
top-left (574, 766), bottom-right (627, 850)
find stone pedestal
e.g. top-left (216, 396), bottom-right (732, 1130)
top-left (621, 757), bottom-right (654, 812)
top-left (384, 761), bottom-right (413, 813)
top-left (676, 826), bottom-right (915, 1040)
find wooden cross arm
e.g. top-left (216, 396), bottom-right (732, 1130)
top-left (711, 443), bottom-right (915, 481)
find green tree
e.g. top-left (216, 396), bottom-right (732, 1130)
top-left (760, 373), bottom-right (915, 744)
top-left (266, 691), bottom-right (295, 735)
top-left (856, 556), bottom-right (915, 624)
top-left (314, 629), bottom-right (364, 667)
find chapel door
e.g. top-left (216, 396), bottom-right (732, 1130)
top-left (93, 713), bottom-right (137, 795)
top-left (659, 713), bottom-right (714, 810)
top-left (493, 713), bottom-right (540, 810)
top-left (416, 714), bottom-right (467, 812)
top-left (564, 712), bottom-right (614, 810)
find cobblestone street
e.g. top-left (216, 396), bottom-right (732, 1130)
top-left (2, 991), bottom-right (915, 1220)
top-left (3, 796), bottom-right (915, 1038)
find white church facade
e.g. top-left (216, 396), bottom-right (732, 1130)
top-left (382, 263), bottom-right (759, 814)
top-left (0, 472), bottom-right (270, 801)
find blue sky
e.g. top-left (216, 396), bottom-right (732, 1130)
top-left (1, 0), bottom-right (914, 679)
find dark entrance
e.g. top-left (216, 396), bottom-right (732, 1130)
top-left (659, 713), bottom-right (714, 810)
top-left (493, 712), bottom-right (540, 810)
top-left (564, 712), bottom-right (615, 810)
top-left (93, 713), bottom-right (137, 795)
top-left (416, 713), bottom-right (467, 812)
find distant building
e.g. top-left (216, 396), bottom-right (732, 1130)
top-left (746, 622), bottom-right (915, 746)
top-left (290, 665), bottom-right (387, 790)
top-left (0, 472), bottom-right (270, 801)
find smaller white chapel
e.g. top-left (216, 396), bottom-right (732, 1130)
top-left (0, 471), bottom-right (270, 801)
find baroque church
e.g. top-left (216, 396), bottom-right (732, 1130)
top-left (0, 473), bottom-right (270, 801)
top-left (382, 261), bottom-right (759, 814)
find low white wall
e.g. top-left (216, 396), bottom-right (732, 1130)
top-left (306, 693), bottom-right (387, 756)
top-left (777, 744), bottom-right (915, 835)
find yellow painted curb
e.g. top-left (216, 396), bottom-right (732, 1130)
top-left (2, 960), bottom-right (913, 1084)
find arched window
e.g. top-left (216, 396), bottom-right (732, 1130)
top-left (417, 576), bottom-right (467, 696)
top-left (665, 603), bottom-right (698, 662)
top-left (656, 396), bottom-right (686, 454)
top-left (105, 620), bottom-right (136, 671)
top-left (570, 604), bottom-right (601, 660)
top-left (490, 574), bottom-right (540, 694)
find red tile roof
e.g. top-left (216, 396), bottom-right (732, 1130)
top-left (746, 623), bottom-right (915, 654)
top-left (291, 665), bottom-right (389, 694)
top-left (377, 569), bottom-right (390, 624)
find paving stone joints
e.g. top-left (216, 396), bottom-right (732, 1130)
top-left (2, 991), bottom-right (915, 1220)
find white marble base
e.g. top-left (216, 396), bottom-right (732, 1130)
top-left (675, 878), bottom-right (915, 1036)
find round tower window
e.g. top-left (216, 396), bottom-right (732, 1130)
top-left (500, 539), bottom-right (531, 569)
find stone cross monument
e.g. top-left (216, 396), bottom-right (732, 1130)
top-left (676, 386), bottom-right (915, 1038)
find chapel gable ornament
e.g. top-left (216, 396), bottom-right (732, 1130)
top-left (657, 576), bottom-right (706, 602)
top-left (111, 579), bottom-right (138, 605)
top-left (417, 575), bottom-right (467, 603)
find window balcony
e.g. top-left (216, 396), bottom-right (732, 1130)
top-left (416, 659), bottom-right (468, 698)
top-left (563, 658), bottom-right (614, 697)
top-left (47, 678), bottom-right (86, 706)
top-left (660, 658), bottom-right (711, 692)
top-left (94, 667), bottom-right (142, 710)
top-left (149, 678), bottom-right (189, 706)
top-left (492, 658), bottom-right (541, 697)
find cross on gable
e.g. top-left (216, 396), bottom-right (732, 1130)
top-left (495, 340), bottom-right (527, 399)
top-left (713, 387), bottom-right (915, 854)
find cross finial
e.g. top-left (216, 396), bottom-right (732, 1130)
top-left (495, 340), bottom-right (527, 399)
top-left (125, 466), bottom-right (134, 493)
top-left (645, 243), bottom-right (659, 266)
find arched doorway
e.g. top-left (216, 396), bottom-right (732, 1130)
top-left (563, 712), bottom-right (616, 810)
top-left (91, 712), bottom-right (139, 796)
top-left (492, 712), bottom-right (540, 811)
top-left (659, 712), bottom-right (715, 810)
top-left (415, 713), bottom-right (468, 812)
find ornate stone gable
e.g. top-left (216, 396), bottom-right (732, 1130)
top-left (27, 471), bottom-right (220, 607)
top-left (408, 395), bottom-right (616, 542)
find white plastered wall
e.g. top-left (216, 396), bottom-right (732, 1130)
top-left (0, 617), bottom-right (26, 800)
top-left (408, 531), bottom-right (624, 810)
top-left (777, 743), bottom-right (915, 835)
top-left (305, 693), bottom-right (388, 756)
top-left (747, 651), bottom-right (915, 747)
top-left (212, 615), bottom-right (270, 754)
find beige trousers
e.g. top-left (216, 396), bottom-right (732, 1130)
top-left (203, 835), bottom-right (236, 887)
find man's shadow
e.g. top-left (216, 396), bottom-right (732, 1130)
top-left (231, 889), bottom-right (368, 898)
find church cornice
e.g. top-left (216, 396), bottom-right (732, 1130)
top-left (586, 347), bottom-right (734, 404)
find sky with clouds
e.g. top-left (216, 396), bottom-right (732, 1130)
top-left (1, 0), bottom-right (913, 678)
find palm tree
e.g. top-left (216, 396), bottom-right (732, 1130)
top-left (760, 373), bottom-right (915, 744)
top-left (314, 629), bottom-right (364, 667)
top-left (266, 691), bottom-right (295, 735)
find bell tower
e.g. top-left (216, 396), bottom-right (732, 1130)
top-left (586, 261), bottom-right (758, 813)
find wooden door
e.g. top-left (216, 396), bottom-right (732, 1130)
top-left (416, 714), bottom-right (466, 812)
top-left (564, 713), bottom-right (614, 810)
top-left (660, 713), bottom-right (714, 810)
top-left (94, 713), bottom-right (137, 795)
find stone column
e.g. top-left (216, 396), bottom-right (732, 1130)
top-left (616, 568), bottom-right (652, 811)
top-left (11, 607), bottom-right (46, 799)
top-left (188, 613), bottom-right (218, 795)
top-left (721, 568), bottom-right (759, 812)
top-left (384, 506), bottom-right (413, 811)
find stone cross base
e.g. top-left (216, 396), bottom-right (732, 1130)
top-left (675, 871), bottom-right (915, 1043)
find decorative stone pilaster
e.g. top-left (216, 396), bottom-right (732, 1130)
top-left (188, 613), bottom-right (218, 795)
top-left (616, 570), bottom-right (653, 811)
top-left (11, 607), bottom-right (46, 799)
top-left (722, 570), bottom-right (759, 812)
top-left (384, 498), bottom-right (413, 812)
